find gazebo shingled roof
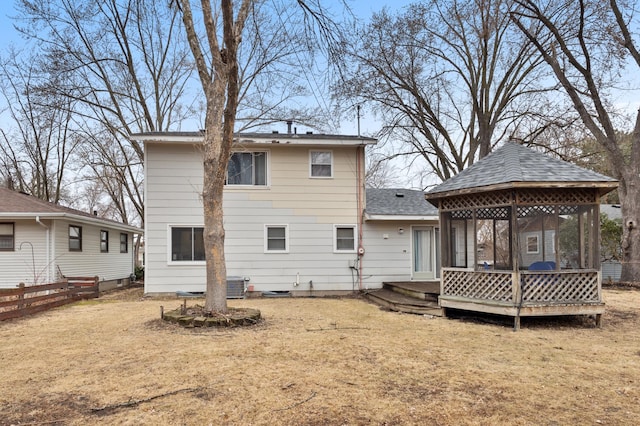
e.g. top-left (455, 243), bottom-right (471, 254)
top-left (425, 142), bottom-right (617, 201)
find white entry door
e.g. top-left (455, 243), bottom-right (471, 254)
top-left (412, 226), bottom-right (438, 280)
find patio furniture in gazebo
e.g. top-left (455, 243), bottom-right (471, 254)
top-left (425, 143), bottom-right (618, 330)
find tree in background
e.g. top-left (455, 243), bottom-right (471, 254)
top-left (511, 0), bottom-right (640, 282)
top-left (13, 0), bottom-right (195, 225)
top-left (0, 53), bottom-right (80, 203)
top-left (335, 0), bottom-right (560, 186)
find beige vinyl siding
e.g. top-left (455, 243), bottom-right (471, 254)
top-left (361, 221), bottom-right (440, 288)
top-left (144, 142), bottom-right (362, 294)
top-left (53, 219), bottom-right (134, 281)
top-left (247, 146), bottom-right (359, 222)
top-left (0, 219), bottom-right (50, 287)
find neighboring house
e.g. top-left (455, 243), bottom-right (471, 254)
top-left (600, 204), bottom-right (622, 282)
top-left (0, 187), bottom-right (140, 290)
top-left (135, 131), bottom-right (439, 296)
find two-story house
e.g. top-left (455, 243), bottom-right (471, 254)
top-left (135, 131), bottom-right (440, 296)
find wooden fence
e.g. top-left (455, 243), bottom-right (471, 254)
top-left (0, 276), bottom-right (99, 321)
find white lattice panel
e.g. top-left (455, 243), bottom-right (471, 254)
top-left (521, 271), bottom-right (600, 304)
top-left (443, 270), bottom-right (514, 302)
top-left (443, 269), bottom-right (601, 306)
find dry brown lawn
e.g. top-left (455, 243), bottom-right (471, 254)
top-left (0, 287), bottom-right (639, 426)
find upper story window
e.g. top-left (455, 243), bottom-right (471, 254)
top-left (171, 227), bottom-right (205, 262)
top-left (0, 223), bottom-right (15, 251)
top-left (310, 151), bottom-right (333, 178)
top-left (226, 151), bottom-right (267, 186)
top-left (100, 230), bottom-right (109, 253)
top-left (120, 233), bottom-right (128, 253)
top-left (69, 225), bottom-right (82, 252)
top-left (334, 225), bottom-right (356, 252)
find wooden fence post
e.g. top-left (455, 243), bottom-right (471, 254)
top-left (17, 283), bottom-right (25, 311)
top-left (94, 276), bottom-right (100, 298)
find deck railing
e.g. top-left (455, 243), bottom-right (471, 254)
top-left (441, 268), bottom-right (601, 306)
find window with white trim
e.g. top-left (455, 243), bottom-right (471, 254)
top-left (171, 227), bottom-right (205, 262)
top-left (226, 151), bottom-right (267, 186)
top-left (334, 225), bottom-right (356, 252)
top-left (100, 230), bottom-right (109, 253)
top-left (526, 235), bottom-right (539, 254)
top-left (120, 233), bottom-right (128, 253)
top-left (310, 151), bottom-right (332, 178)
top-left (69, 225), bottom-right (82, 252)
top-left (264, 225), bottom-right (288, 253)
top-left (0, 223), bottom-right (14, 251)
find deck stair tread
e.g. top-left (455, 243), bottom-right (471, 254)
top-left (365, 288), bottom-right (443, 316)
top-left (382, 281), bottom-right (440, 302)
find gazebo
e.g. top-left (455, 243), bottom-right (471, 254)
top-left (425, 143), bottom-right (618, 329)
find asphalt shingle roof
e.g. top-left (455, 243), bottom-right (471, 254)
top-left (426, 142), bottom-right (617, 197)
top-left (0, 187), bottom-right (140, 231)
top-left (365, 188), bottom-right (438, 216)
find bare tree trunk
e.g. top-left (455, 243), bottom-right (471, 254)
top-left (178, 0), bottom-right (251, 313)
top-left (511, 0), bottom-right (640, 283)
top-left (619, 112), bottom-right (640, 282)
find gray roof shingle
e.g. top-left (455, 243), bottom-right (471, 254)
top-left (365, 188), bottom-right (438, 216)
top-left (0, 187), bottom-right (140, 231)
top-left (426, 142), bottom-right (617, 197)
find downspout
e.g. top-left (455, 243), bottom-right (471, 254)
top-left (357, 144), bottom-right (364, 290)
top-left (35, 216), bottom-right (51, 283)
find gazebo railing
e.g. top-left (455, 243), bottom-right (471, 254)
top-left (441, 268), bottom-right (601, 306)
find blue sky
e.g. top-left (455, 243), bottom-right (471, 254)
top-left (1, 0), bottom-right (22, 46)
top-left (0, 0), bottom-right (411, 136)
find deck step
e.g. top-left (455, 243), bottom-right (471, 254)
top-left (383, 281), bottom-right (440, 302)
top-left (365, 288), bottom-right (443, 316)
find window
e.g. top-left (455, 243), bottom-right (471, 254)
top-left (120, 233), bottom-right (128, 253)
top-left (0, 223), bottom-right (14, 251)
top-left (526, 235), bottom-right (539, 254)
top-left (334, 225), bottom-right (356, 252)
top-left (100, 230), bottom-right (109, 253)
top-left (310, 151), bottom-right (332, 178)
top-left (69, 225), bottom-right (82, 251)
top-left (265, 225), bottom-right (288, 253)
top-left (226, 151), bottom-right (267, 186)
top-left (171, 227), bottom-right (205, 262)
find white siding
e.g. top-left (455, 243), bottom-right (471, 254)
top-left (53, 219), bottom-right (134, 281)
top-left (361, 221), bottom-right (438, 288)
top-left (0, 220), bottom-right (50, 287)
top-left (144, 143), bottom-right (362, 294)
top-left (0, 218), bottom-right (133, 288)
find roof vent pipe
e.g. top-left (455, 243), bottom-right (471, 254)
top-left (286, 120), bottom-right (293, 134)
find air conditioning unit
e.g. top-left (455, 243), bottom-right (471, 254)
top-left (227, 276), bottom-right (245, 299)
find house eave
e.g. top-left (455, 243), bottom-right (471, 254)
top-left (131, 132), bottom-right (377, 147)
top-left (0, 212), bottom-right (142, 233)
top-left (364, 213), bottom-right (440, 221)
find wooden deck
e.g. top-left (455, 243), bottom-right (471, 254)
top-left (440, 268), bottom-right (604, 330)
top-left (364, 281), bottom-right (442, 316)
